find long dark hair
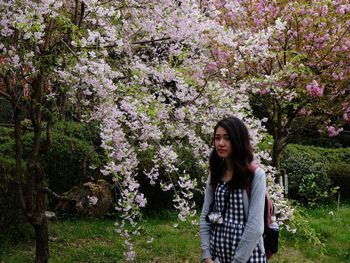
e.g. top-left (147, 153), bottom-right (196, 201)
top-left (209, 116), bottom-right (254, 190)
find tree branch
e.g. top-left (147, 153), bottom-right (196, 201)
top-left (78, 1), bottom-right (85, 28)
top-left (44, 187), bottom-right (75, 201)
top-left (131, 37), bottom-right (172, 45)
top-left (74, 0), bottom-right (79, 24)
top-left (0, 89), bottom-right (11, 100)
top-left (314, 25), bottom-right (350, 67)
top-left (60, 39), bottom-right (80, 59)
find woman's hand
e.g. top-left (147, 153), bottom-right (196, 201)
top-left (204, 258), bottom-right (215, 263)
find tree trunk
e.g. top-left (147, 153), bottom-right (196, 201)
top-left (14, 105), bottom-right (50, 263)
top-left (272, 139), bottom-right (281, 172)
top-left (34, 217), bottom-right (49, 263)
top-left (271, 106), bottom-right (284, 185)
top-left (27, 160), bottom-right (49, 263)
top-left (27, 74), bottom-right (49, 263)
top-left (272, 138), bottom-right (282, 185)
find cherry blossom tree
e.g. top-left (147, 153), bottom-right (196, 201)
top-left (203, 0), bottom-right (350, 173)
top-left (0, 1), bottom-right (77, 262)
top-left (0, 0), bottom-right (293, 262)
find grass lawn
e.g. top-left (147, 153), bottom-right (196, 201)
top-left (1, 205), bottom-right (349, 262)
top-left (272, 203), bottom-right (350, 263)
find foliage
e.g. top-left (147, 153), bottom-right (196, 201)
top-left (43, 132), bottom-right (104, 195)
top-left (298, 173), bottom-right (339, 207)
top-left (54, 121), bottom-right (102, 148)
top-left (327, 163), bottom-right (350, 200)
top-left (282, 143), bottom-right (350, 202)
top-left (0, 156), bottom-right (26, 235)
top-left (0, 122), bottom-right (106, 207)
top-left (281, 152), bottom-right (338, 206)
top-left (0, 97), bottom-right (13, 124)
top-left (205, 0), bottom-right (350, 170)
top-left (289, 129), bottom-right (348, 148)
top-left (44, 122), bottom-right (105, 196)
top-left (282, 143), bottom-right (350, 164)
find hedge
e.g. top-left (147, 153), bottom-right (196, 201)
top-left (282, 144), bottom-right (350, 201)
top-left (282, 144), bottom-right (350, 164)
top-left (0, 157), bottom-right (27, 237)
top-left (327, 163), bottom-right (350, 199)
top-left (0, 122), bottom-right (107, 211)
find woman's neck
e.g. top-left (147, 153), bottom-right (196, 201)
top-left (225, 158), bottom-right (233, 171)
top-left (222, 159), bottom-right (233, 182)
top-left (222, 169), bottom-right (232, 183)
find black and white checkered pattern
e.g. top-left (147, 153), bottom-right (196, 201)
top-left (210, 182), bottom-right (267, 263)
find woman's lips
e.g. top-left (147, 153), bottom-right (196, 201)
top-left (217, 149), bottom-right (226, 154)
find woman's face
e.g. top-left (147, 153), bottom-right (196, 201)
top-left (214, 126), bottom-right (232, 159)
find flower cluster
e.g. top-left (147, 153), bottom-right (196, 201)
top-left (327, 126), bottom-right (344, 137)
top-left (206, 0), bottom-right (349, 139)
top-left (306, 80), bottom-right (324, 97)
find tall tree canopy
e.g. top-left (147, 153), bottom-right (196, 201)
top-left (203, 0), bottom-right (350, 171)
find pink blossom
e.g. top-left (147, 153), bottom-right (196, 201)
top-left (321, 5), bottom-right (328, 16)
top-left (327, 126), bottom-right (343, 137)
top-left (175, 108), bottom-right (186, 120)
top-left (343, 105), bottom-right (350, 121)
top-left (206, 61), bottom-right (218, 72)
top-left (299, 108), bottom-right (312, 116)
top-left (259, 88), bottom-right (270, 95)
top-left (135, 193), bottom-right (147, 207)
top-left (336, 5), bottom-right (346, 14)
top-left (225, 11), bottom-right (235, 20)
top-left (306, 80), bottom-right (324, 97)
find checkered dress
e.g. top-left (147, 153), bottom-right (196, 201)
top-left (210, 182), bottom-right (267, 263)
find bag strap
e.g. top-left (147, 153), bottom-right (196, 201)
top-left (221, 189), bottom-right (230, 216)
top-left (210, 185), bottom-right (230, 211)
top-left (245, 162), bottom-right (259, 196)
top-left (245, 163), bottom-right (273, 228)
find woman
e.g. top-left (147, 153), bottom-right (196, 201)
top-left (200, 117), bottom-right (267, 263)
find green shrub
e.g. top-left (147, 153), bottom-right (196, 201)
top-left (54, 121), bottom-right (102, 148)
top-left (326, 163), bottom-right (350, 200)
top-left (43, 122), bottom-right (107, 209)
top-left (282, 144), bottom-right (350, 164)
top-left (298, 173), bottom-right (338, 207)
top-left (281, 153), bottom-right (338, 207)
top-left (282, 144), bottom-right (350, 202)
top-left (0, 126), bottom-right (13, 142)
top-left (0, 97), bottom-right (13, 124)
top-left (0, 157), bottom-right (27, 236)
top-left (43, 132), bottom-right (104, 193)
top-left (0, 122), bottom-right (107, 211)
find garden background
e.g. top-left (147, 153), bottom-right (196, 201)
top-left (0, 1), bottom-right (349, 262)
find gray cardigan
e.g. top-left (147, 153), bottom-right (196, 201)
top-left (199, 168), bottom-right (266, 263)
